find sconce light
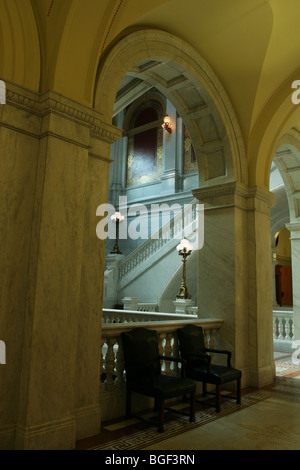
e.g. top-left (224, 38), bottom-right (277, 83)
top-left (162, 115), bottom-right (172, 133)
top-left (110, 211), bottom-right (125, 254)
top-left (176, 238), bottom-right (193, 299)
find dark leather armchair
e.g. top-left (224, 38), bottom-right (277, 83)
top-left (121, 327), bottom-right (196, 433)
top-left (177, 324), bottom-right (242, 412)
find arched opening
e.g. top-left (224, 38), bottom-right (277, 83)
top-left (270, 136), bottom-right (300, 375)
top-left (96, 30), bottom-right (246, 317)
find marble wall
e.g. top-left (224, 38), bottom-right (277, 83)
top-left (0, 84), bottom-right (121, 449)
top-left (193, 183), bottom-right (276, 388)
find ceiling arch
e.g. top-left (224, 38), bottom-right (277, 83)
top-left (273, 130), bottom-right (300, 223)
top-left (248, 71), bottom-right (300, 188)
top-left (0, 0), bottom-right (40, 92)
top-left (94, 29), bottom-right (248, 186)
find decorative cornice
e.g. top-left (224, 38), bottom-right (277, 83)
top-left (192, 182), bottom-right (276, 212)
top-left (6, 88), bottom-right (39, 113)
top-left (286, 222), bottom-right (300, 234)
top-left (4, 83), bottom-right (122, 144)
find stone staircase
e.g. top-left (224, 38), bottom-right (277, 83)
top-left (104, 198), bottom-right (202, 310)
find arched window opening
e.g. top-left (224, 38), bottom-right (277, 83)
top-left (126, 98), bottom-right (163, 187)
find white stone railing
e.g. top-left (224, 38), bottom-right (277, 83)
top-left (118, 199), bottom-right (198, 282)
top-left (121, 297), bottom-right (158, 312)
top-left (99, 318), bottom-right (223, 422)
top-left (102, 308), bottom-right (198, 324)
top-left (136, 303), bottom-right (158, 312)
top-left (273, 309), bottom-right (294, 342)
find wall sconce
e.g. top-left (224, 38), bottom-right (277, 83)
top-left (162, 115), bottom-right (172, 133)
top-left (176, 238), bottom-right (193, 299)
top-left (110, 211), bottom-right (125, 254)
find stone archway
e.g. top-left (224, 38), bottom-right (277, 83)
top-left (272, 130), bottom-right (300, 345)
top-left (94, 29), bottom-right (247, 187)
top-left (94, 28), bottom-right (277, 389)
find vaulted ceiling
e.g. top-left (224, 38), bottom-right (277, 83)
top-left (1, 0), bottom-right (300, 187)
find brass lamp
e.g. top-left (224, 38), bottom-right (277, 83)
top-left (176, 238), bottom-right (193, 299)
top-left (162, 115), bottom-right (172, 133)
top-left (110, 211), bottom-right (124, 254)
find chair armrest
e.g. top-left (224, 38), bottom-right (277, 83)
top-left (182, 352), bottom-right (212, 374)
top-left (159, 355), bottom-right (187, 378)
top-left (205, 348), bottom-right (232, 367)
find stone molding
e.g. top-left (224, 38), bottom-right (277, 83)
top-left (286, 222), bottom-right (300, 239)
top-left (15, 415), bottom-right (76, 450)
top-left (4, 82), bottom-right (122, 145)
top-left (193, 182), bottom-right (275, 214)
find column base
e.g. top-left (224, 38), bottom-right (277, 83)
top-left (75, 404), bottom-right (101, 441)
top-left (15, 416), bottom-right (76, 450)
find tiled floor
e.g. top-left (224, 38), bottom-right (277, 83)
top-left (77, 352), bottom-right (300, 451)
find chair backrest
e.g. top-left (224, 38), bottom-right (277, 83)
top-left (177, 324), bottom-right (206, 359)
top-left (121, 327), bottom-right (161, 381)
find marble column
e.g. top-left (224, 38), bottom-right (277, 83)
top-left (193, 182), bottom-right (275, 388)
top-left (286, 223), bottom-right (300, 342)
top-left (0, 84), bottom-right (41, 449)
top-left (272, 248), bottom-right (280, 307)
top-left (0, 84), bottom-right (121, 449)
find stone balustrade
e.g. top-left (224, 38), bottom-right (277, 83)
top-left (273, 308), bottom-right (294, 352)
top-left (99, 318), bottom-right (223, 422)
top-left (102, 308), bottom-right (198, 324)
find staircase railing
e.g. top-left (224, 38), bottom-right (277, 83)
top-left (118, 199), bottom-right (199, 282)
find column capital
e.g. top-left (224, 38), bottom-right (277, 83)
top-left (286, 222), bottom-right (300, 239)
top-left (4, 83), bottom-right (122, 146)
top-left (192, 182), bottom-right (275, 213)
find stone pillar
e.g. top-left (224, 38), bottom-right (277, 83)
top-left (272, 248), bottom-right (280, 307)
top-left (122, 297), bottom-right (139, 311)
top-left (0, 84), bottom-right (41, 450)
top-left (286, 223), bottom-right (300, 341)
top-left (103, 254), bottom-right (125, 308)
top-left (0, 84), bottom-right (121, 449)
top-left (173, 298), bottom-right (195, 314)
top-left (161, 101), bottom-right (180, 193)
top-left (193, 182), bottom-right (275, 388)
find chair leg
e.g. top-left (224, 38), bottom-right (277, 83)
top-left (190, 392), bottom-right (196, 422)
top-left (237, 377), bottom-right (241, 404)
top-left (202, 382), bottom-right (207, 397)
top-left (216, 384), bottom-right (221, 412)
top-left (158, 400), bottom-right (165, 433)
top-left (126, 389), bottom-right (131, 418)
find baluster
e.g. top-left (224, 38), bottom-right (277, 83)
top-left (274, 316), bottom-right (279, 339)
top-left (164, 332), bottom-right (173, 375)
top-left (207, 329), bottom-right (216, 364)
top-left (283, 318), bottom-right (288, 340)
top-left (157, 332), bottom-right (166, 374)
top-left (115, 340), bottom-right (125, 390)
top-left (273, 316), bottom-right (277, 339)
top-left (172, 332), bottom-right (180, 377)
top-left (105, 337), bottom-right (116, 391)
top-left (278, 317), bottom-right (284, 339)
top-left (100, 339), bottom-right (107, 392)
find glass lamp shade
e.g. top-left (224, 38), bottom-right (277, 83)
top-left (162, 115), bottom-right (172, 132)
top-left (176, 238), bottom-right (193, 252)
top-left (163, 115), bottom-right (171, 126)
top-left (111, 211), bottom-right (124, 222)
